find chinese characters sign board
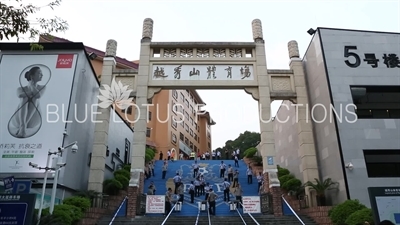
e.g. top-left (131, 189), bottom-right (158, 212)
top-left (242, 196), bottom-right (261, 214)
top-left (0, 194), bottom-right (36, 225)
top-left (344, 46), bottom-right (400, 68)
top-left (151, 64), bottom-right (255, 81)
top-left (0, 54), bottom-right (77, 173)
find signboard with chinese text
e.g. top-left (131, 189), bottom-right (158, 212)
top-left (368, 187), bottom-right (400, 225)
top-left (242, 196), bottom-right (261, 214)
top-left (0, 193), bottom-right (36, 225)
top-left (151, 64), bottom-right (255, 81)
top-left (0, 54), bottom-right (77, 173)
top-left (145, 195), bottom-right (165, 213)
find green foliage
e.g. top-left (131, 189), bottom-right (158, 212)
top-left (0, 0), bottom-right (68, 50)
top-left (304, 178), bottom-right (338, 196)
top-left (345, 208), bottom-right (374, 225)
top-left (282, 178), bottom-right (302, 192)
top-left (114, 169), bottom-right (130, 180)
top-left (216, 131), bottom-right (260, 157)
top-left (277, 166), bottom-right (290, 177)
top-left (103, 178), bottom-right (122, 195)
top-left (40, 204), bottom-right (82, 225)
top-left (244, 147), bottom-right (258, 158)
top-left (278, 174), bottom-right (295, 185)
top-left (145, 147), bottom-right (156, 163)
top-left (328, 199), bottom-right (367, 225)
top-left (123, 164), bottom-right (131, 172)
top-left (115, 174), bottom-right (129, 189)
top-left (63, 196), bottom-right (91, 213)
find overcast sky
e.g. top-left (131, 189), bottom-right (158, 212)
top-left (8, 0), bottom-right (400, 149)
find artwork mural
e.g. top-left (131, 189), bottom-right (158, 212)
top-left (0, 54), bottom-right (77, 173)
top-left (151, 64), bottom-right (255, 81)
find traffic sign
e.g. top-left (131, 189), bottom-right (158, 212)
top-left (12, 181), bottom-right (32, 194)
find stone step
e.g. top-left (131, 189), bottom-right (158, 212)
top-left (96, 215), bottom-right (317, 225)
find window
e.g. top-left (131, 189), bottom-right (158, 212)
top-left (185, 124), bottom-right (189, 132)
top-left (171, 116), bottom-right (177, 129)
top-left (194, 146), bottom-right (197, 152)
top-left (146, 127), bottom-right (151, 137)
top-left (190, 118), bottom-right (193, 126)
top-left (190, 128), bottom-right (193, 137)
top-left (198, 137), bottom-right (200, 143)
top-left (185, 99), bottom-right (189, 107)
top-left (364, 150), bottom-right (400, 177)
top-left (148, 111), bottom-right (152, 121)
top-left (180, 93), bottom-right (185, 101)
top-left (179, 132), bottom-right (184, 141)
top-left (147, 98), bottom-right (152, 104)
top-left (190, 142), bottom-right (193, 149)
top-left (185, 137), bottom-right (189, 145)
top-left (190, 105), bottom-right (194, 115)
top-left (181, 121), bottom-right (184, 127)
top-left (172, 90), bottom-right (178, 99)
top-left (194, 134), bottom-right (198, 141)
top-left (185, 112), bottom-right (189, 120)
top-left (195, 122), bottom-right (197, 129)
top-left (190, 94), bottom-right (193, 101)
top-left (208, 142), bottom-right (211, 148)
top-left (351, 85), bottom-right (400, 119)
top-left (122, 106), bottom-right (132, 115)
top-left (171, 132), bottom-right (177, 144)
top-left (171, 101), bottom-right (177, 114)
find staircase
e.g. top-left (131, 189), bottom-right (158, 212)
top-left (98, 214), bottom-right (318, 224)
top-left (145, 159), bottom-right (260, 216)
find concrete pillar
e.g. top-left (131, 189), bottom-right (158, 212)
top-left (288, 40), bottom-right (320, 207)
top-left (127, 18), bottom-right (153, 218)
top-left (253, 19), bottom-right (282, 216)
top-left (88, 39), bottom-right (117, 192)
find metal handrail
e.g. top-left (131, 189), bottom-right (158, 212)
top-left (281, 195), bottom-right (305, 225)
top-left (161, 202), bottom-right (178, 225)
top-left (207, 202), bottom-right (211, 225)
top-left (108, 196), bottom-right (127, 225)
top-left (239, 202), bottom-right (260, 225)
top-left (194, 202), bottom-right (201, 225)
top-left (233, 201), bottom-right (247, 225)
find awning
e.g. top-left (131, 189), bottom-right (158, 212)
top-left (146, 140), bottom-right (157, 147)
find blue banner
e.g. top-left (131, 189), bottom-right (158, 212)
top-left (0, 202), bottom-right (27, 225)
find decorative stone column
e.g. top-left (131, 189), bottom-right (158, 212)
top-left (287, 40), bottom-right (320, 207)
top-left (88, 39), bottom-right (117, 193)
top-left (127, 18), bottom-right (153, 218)
top-left (252, 19), bottom-right (283, 216)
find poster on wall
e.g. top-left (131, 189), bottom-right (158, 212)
top-left (146, 195), bottom-right (165, 213)
top-left (242, 196), bottom-right (261, 213)
top-left (0, 54), bottom-right (77, 173)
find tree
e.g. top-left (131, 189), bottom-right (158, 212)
top-left (0, 0), bottom-right (68, 50)
top-left (217, 131), bottom-right (261, 159)
top-left (304, 178), bottom-right (338, 206)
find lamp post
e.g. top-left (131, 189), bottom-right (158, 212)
top-left (29, 141), bottom-right (78, 223)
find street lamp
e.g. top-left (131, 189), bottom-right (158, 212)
top-left (29, 141), bottom-right (78, 223)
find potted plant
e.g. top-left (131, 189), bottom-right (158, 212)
top-left (304, 178), bottom-right (338, 206)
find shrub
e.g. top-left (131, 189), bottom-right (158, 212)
top-left (345, 208), bottom-right (374, 225)
top-left (39, 204), bottom-right (83, 225)
top-left (277, 166), bottom-right (290, 177)
top-left (63, 196), bottom-right (91, 213)
top-left (123, 164), bottom-right (131, 172)
top-left (244, 147), bottom-right (257, 158)
top-left (282, 178), bottom-right (302, 192)
top-left (115, 174), bottom-right (129, 189)
top-left (278, 174), bottom-right (295, 185)
top-left (329, 199), bottom-right (366, 225)
top-left (114, 169), bottom-right (130, 180)
top-left (252, 156), bottom-right (263, 166)
top-left (103, 179), bottom-right (123, 195)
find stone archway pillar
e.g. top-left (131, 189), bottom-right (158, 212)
top-left (287, 41), bottom-right (319, 207)
top-left (126, 18), bottom-right (154, 218)
top-left (252, 19), bottom-right (283, 216)
top-left (88, 39), bottom-right (117, 193)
